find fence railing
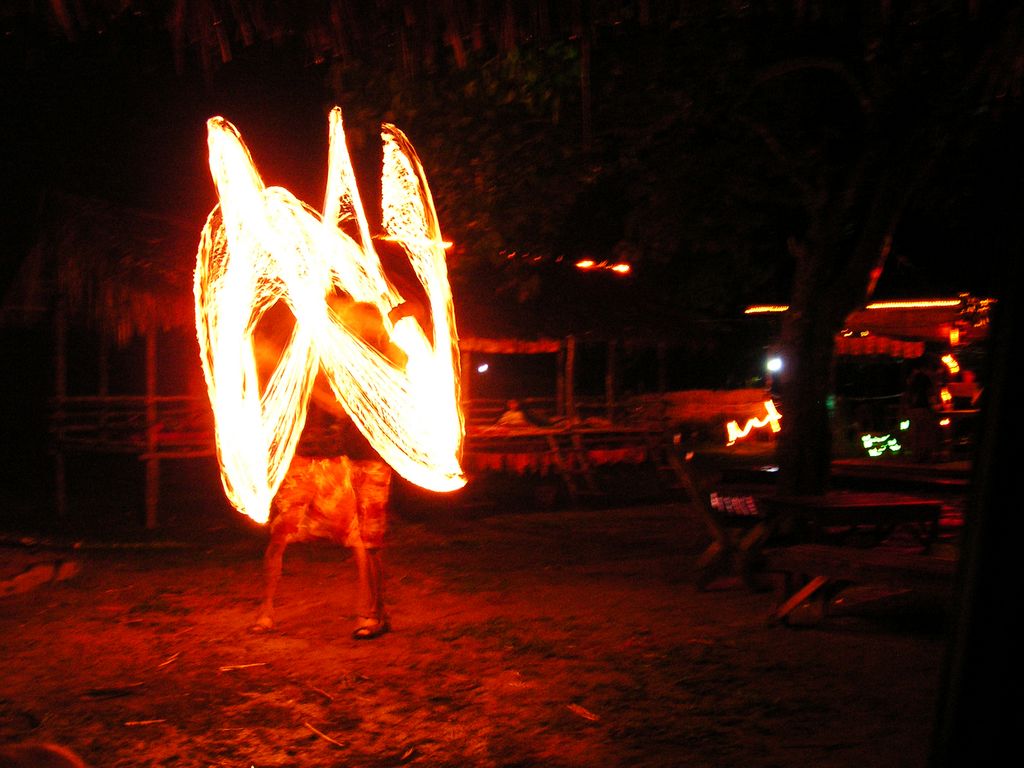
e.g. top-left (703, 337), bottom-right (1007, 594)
top-left (51, 395), bottom-right (215, 458)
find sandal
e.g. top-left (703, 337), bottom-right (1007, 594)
top-left (249, 614), bottom-right (275, 634)
top-left (352, 617), bottom-right (390, 640)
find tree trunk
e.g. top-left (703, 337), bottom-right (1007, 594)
top-left (774, 233), bottom-right (844, 497)
top-left (775, 304), bottom-right (836, 496)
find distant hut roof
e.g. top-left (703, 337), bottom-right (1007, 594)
top-left (2, 191), bottom-right (199, 344)
top-left (3, 191), bottom-right (686, 351)
top-left (745, 296), bottom-right (996, 348)
top-left (843, 297), bottom-right (995, 346)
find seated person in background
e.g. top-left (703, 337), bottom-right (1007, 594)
top-left (947, 369), bottom-right (981, 409)
top-left (496, 399), bottom-right (532, 428)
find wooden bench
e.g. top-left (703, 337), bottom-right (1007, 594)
top-left (762, 542), bottom-right (957, 623)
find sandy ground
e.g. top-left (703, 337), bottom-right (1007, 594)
top-left (0, 462), bottom-right (959, 768)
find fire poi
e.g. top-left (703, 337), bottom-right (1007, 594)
top-left (195, 107), bottom-right (466, 524)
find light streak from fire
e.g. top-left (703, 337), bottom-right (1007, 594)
top-left (746, 298), bottom-right (967, 314)
top-left (575, 259), bottom-right (631, 274)
top-left (725, 400), bottom-right (782, 446)
top-left (195, 107), bottom-right (466, 524)
top-left (864, 299), bottom-right (961, 310)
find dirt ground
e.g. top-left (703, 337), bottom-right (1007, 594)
top-left (0, 463), bottom-right (960, 768)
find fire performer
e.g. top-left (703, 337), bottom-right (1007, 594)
top-left (196, 109), bottom-right (466, 638)
top-left (253, 295), bottom-right (410, 640)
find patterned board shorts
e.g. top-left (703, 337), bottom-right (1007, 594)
top-left (270, 455), bottom-right (391, 548)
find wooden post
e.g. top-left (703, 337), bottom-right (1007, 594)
top-left (144, 327), bottom-right (159, 530)
top-left (556, 341), bottom-right (566, 418)
top-left (460, 348), bottom-right (472, 406)
top-left (98, 331), bottom-right (109, 434)
top-left (657, 341), bottom-right (668, 393)
top-left (98, 333), bottom-right (109, 395)
top-left (605, 338), bottom-right (617, 421)
top-left (565, 335), bottom-right (577, 423)
top-left (54, 299), bottom-right (68, 522)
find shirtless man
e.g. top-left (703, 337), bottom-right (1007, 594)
top-left (252, 296), bottom-right (407, 639)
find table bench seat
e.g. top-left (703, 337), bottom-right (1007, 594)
top-left (762, 542), bottom-right (957, 622)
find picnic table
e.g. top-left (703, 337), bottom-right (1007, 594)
top-left (744, 492), bottom-right (952, 623)
top-left (755, 491), bottom-right (943, 549)
top-left (691, 483), bottom-right (944, 591)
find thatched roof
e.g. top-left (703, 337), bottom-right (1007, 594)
top-left (2, 191), bottom-right (199, 344)
top-left (843, 297), bottom-right (995, 346)
top-left (2, 191), bottom-right (685, 351)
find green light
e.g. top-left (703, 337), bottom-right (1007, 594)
top-left (861, 433), bottom-right (902, 457)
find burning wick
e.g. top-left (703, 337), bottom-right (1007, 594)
top-left (194, 107), bottom-right (466, 524)
top-left (725, 400), bottom-right (782, 446)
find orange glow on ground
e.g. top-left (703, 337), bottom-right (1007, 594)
top-left (725, 400), bottom-right (782, 446)
top-left (195, 107), bottom-right (465, 523)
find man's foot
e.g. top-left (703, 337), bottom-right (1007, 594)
top-left (249, 614), bottom-right (275, 633)
top-left (352, 616), bottom-right (390, 640)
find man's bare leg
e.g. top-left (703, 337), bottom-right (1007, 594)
top-left (353, 545), bottom-right (387, 639)
top-left (254, 536), bottom-right (287, 632)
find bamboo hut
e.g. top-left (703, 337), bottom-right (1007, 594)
top-left (3, 191), bottom-right (208, 528)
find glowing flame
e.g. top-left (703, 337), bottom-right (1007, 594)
top-left (195, 107), bottom-right (466, 524)
top-left (725, 400), bottom-right (782, 446)
top-left (746, 298), bottom-right (966, 314)
top-left (940, 387), bottom-right (953, 407)
top-left (575, 259), bottom-right (631, 274)
top-left (865, 299), bottom-right (961, 309)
